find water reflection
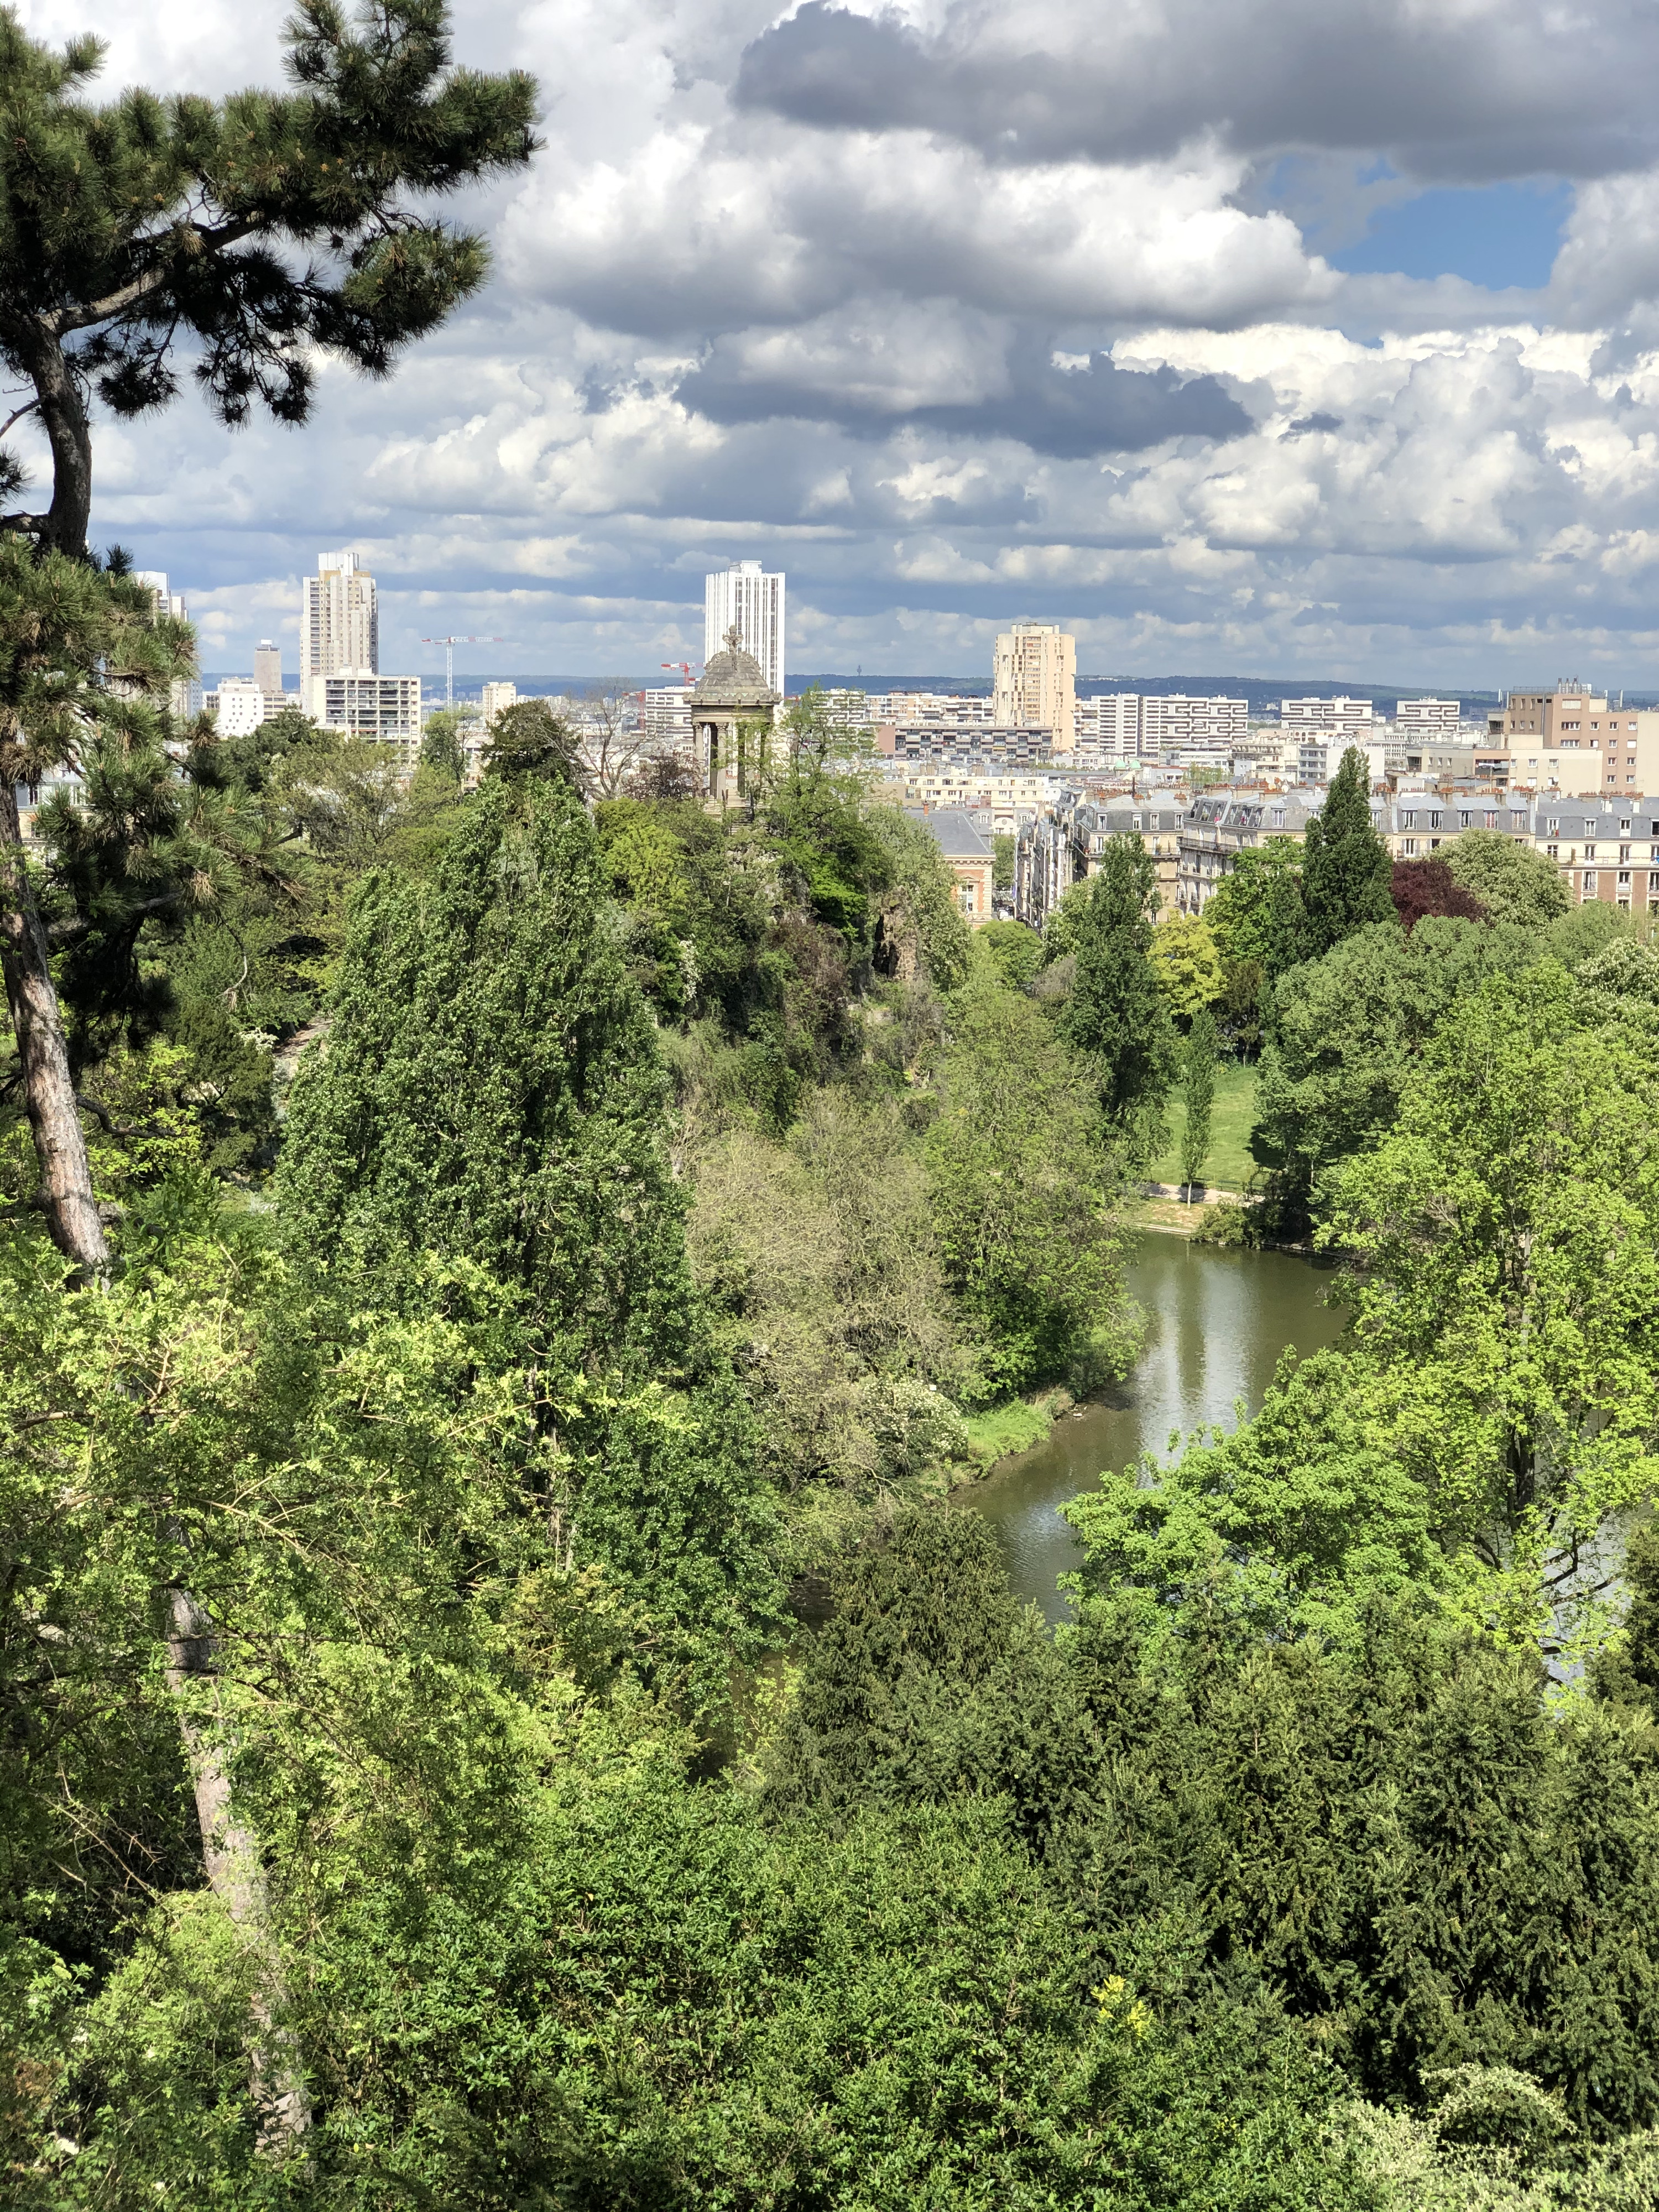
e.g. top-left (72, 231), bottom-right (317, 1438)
top-left (966, 1235), bottom-right (1349, 1623)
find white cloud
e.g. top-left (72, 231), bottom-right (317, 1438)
top-left (17, 0), bottom-right (1659, 681)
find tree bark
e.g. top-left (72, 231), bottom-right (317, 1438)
top-left (0, 780), bottom-right (109, 1275)
top-left (13, 321), bottom-right (92, 555)
top-left (166, 1587), bottom-right (312, 2161)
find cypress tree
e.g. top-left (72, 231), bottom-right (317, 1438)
top-left (1059, 833), bottom-right (1178, 1155)
top-left (1298, 746), bottom-right (1396, 959)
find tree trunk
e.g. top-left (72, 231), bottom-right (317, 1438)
top-left (0, 780), bottom-right (109, 1275)
top-left (166, 1587), bottom-right (312, 2161)
top-left (15, 322), bottom-right (92, 556)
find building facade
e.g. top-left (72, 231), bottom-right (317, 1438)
top-left (310, 674), bottom-right (422, 758)
top-left (1140, 693), bottom-right (1250, 760)
top-left (1394, 697), bottom-right (1462, 733)
top-left (254, 640), bottom-right (283, 703)
top-left (1378, 792), bottom-right (1659, 910)
top-left (301, 550), bottom-right (378, 693)
top-left (705, 560), bottom-right (785, 697)
top-left (689, 630), bottom-right (779, 802)
top-left (994, 623), bottom-right (1076, 750)
top-left (1279, 696), bottom-right (1376, 739)
top-left (1176, 792), bottom-right (1320, 914)
top-left (212, 677), bottom-right (270, 738)
top-left (481, 681), bottom-right (518, 727)
top-left (912, 808), bottom-right (995, 921)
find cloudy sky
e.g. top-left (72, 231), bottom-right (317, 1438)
top-left (18, 0), bottom-right (1659, 686)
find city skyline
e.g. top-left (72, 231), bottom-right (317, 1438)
top-left (30, 1), bottom-right (1659, 686)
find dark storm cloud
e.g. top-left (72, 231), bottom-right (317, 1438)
top-left (735, 1), bottom-right (1659, 184)
top-left (675, 341), bottom-right (1251, 456)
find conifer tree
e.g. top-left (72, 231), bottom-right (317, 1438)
top-left (1059, 833), bottom-right (1178, 1156)
top-left (1298, 745), bottom-right (1396, 959)
top-left (0, 1), bottom-right (536, 1272)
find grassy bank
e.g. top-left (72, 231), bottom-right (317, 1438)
top-left (1148, 1058), bottom-right (1260, 1192)
top-left (958, 1389), bottom-right (1074, 1468)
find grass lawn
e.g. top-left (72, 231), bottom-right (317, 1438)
top-left (1147, 1058), bottom-right (1260, 1193)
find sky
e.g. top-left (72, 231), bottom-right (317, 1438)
top-left (18, 0), bottom-right (1659, 687)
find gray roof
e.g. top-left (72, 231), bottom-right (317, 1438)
top-left (910, 806), bottom-right (992, 859)
top-left (691, 645), bottom-right (775, 708)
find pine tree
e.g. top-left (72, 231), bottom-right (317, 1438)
top-left (1179, 1004), bottom-right (1218, 1202)
top-left (0, 1), bottom-right (536, 1274)
top-left (1298, 746), bottom-right (1396, 959)
top-left (1059, 833), bottom-right (1178, 1156)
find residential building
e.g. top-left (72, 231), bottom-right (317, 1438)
top-left (994, 623), bottom-right (1076, 750)
top-left (481, 680), bottom-right (518, 727)
top-left (638, 684), bottom-right (692, 755)
top-left (1394, 697), bottom-right (1462, 733)
top-left (1073, 692), bottom-right (1141, 756)
top-left (254, 640), bottom-right (283, 702)
top-left (1377, 792), bottom-right (1659, 911)
top-left (310, 673), bottom-right (422, 759)
top-left (879, 723), bottom-right (1057, 768)
top-left (1139, 694), bottom-right (1250, 760)
top-left (705, 560), bottom-right (785, 697)
top-left (1176, 790), bottom-right (1321, 914)
top-left (867, 691), bottom-right (994, 729)
top-left (1013, 792), bottom-right (1186, 927)
top-left (300, 550), bottom-right (378, 707)
top-left (1297, 739), bottom-right (1390, 785)
top-left (911, 808), bottom-right (995, 922)
top-left (212, 676), bottom-right (269, 738)
top-left (1279, 695), bottom-right (1376, 739)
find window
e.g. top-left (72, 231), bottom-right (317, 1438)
top-left (1548, 818), bottom-right (1561, 835)
top-left (1402, 837), bottom-right (1418, 856)
top-left (1582, 871), bottom-right (1599, 898)
top-left (1401, 811), bottom-right (1415, 829)
top-left (1547, 843), bottom-right (1559, 859)
top-left (1619, 869), bottom-right (1632, 885)
top-left (1484, 811), bottom-right (1497, 828)
top-left (1621, 844), bottom-right (1632, 862)
top-left (1585, 843), bottom-right (1598, 860)
top-left (1459, 811), bottom-right (1471, 829)
top-left (1429, 811), bottom-right (1443, 830)
top-left (1430, 837), bottom-right (1442, 851)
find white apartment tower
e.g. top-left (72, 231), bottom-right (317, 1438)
top-left (301, 550), bottom-right (378, 688)
top-left (994, 622), bottom-right (1077, 751)
top-left (705, 560), bottom-right (785, 697)
top-left (254, 640), bottom-right (283, 702)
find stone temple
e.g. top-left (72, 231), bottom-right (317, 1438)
top-left (689, 625), bottom-right (780, 803)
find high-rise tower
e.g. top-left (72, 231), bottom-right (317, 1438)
top-left (993, 622), bottom-right (1076, 751)
top-left (301, 551), bottom-right (378, 687)
top-left (705, 559), bottom-right (785, 697)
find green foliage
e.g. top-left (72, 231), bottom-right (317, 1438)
top-left (977, 917), bottom-right (1045, 994)
top-left (1149, 910), bottom-right (1224, 1020)
top-left (1325, 966), bottom-right (1659, 1653)
top-left (419, 705), bottom-right (469, 781)
top-left (483, 696), bottom-right (580, 785)
top-left (1298, 748), bottom-right (1396, 959)
top-left (1444, 828), bottom-right (1571, 930)
top-left (993, 828), bottom-right (1015, 889)
top-left (926, 969), bottom-right (1135, 1401)
top-left (1178, 1005), bottom-right (1218, 1196)
top-left (865, 804), bottom-right (973, 990)
top-left (1204, 837), bottom-right (1307, 981)
top-left (1058, 836), bottom-right (1179, 1157)
top-left (1253, 917), bottom-right (1537, 1230)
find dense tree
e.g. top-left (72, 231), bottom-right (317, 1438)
top-left (1178, 1004), bottom-right (1218, 1199)
top-left (866, 802), bottom-right (972, 990)
top-left (977, 917), bottom-right (1045, 994)
top-left (1204, 837), bottom-right (1306, 981)
top-left (1297, 747), bottom-right (1396, 958)
top-left (1443, 826), bottom-right (1571, 928)
top-left (1252, 917), bottom-right (1536, 1230)
top-left (927, 969), bottom-right (1135, 1399)
top-left (1058, 834), bottom-right (1178, 1157)
top-left (1149, 910), bottom-right (1223, 1020)
top-left (1390, 854), bottom-right (1486, 932)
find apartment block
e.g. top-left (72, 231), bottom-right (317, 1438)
top-left (1140, 693), bottom-right (1249, 759)
top-left (1394, 697), bottom-right (1463, 733)
top-left (1279, 696), bottom-right (1376, 738)
top-left (481, 681), bottom-right (518, 727)
top-left (1073, 693), bottom-right (1141, 756)
top-left (310, 673), bottom-right (422, 755)
top-left (301, 550), bottom-right (378, 685)
top-left (212, 676), bottom-right (270, 738)
top-left (254, 640), bottom-right (283, 702)
top-left (910, 808), bottom-right (995, 922)
top-left (1375, 791), bottom-right (1659, 911)
top-left (1176, 790), bottom-right (1321, 914)
top-left (994, 623), bottom-right (1076, 750)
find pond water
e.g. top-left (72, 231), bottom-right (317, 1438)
top-left (964, 1235), bottom-right (1349, 1622)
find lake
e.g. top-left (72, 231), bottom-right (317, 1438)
top-left (965, 1235), bottom-right (1349, 1621)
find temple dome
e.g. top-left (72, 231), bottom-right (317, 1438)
top-left (692, 633), bottom-right (776, 708)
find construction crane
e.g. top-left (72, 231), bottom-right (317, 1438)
top-left (421, 634), bottom-right (508, 712)
top-left (661, 660), bottom-right (701, 686)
